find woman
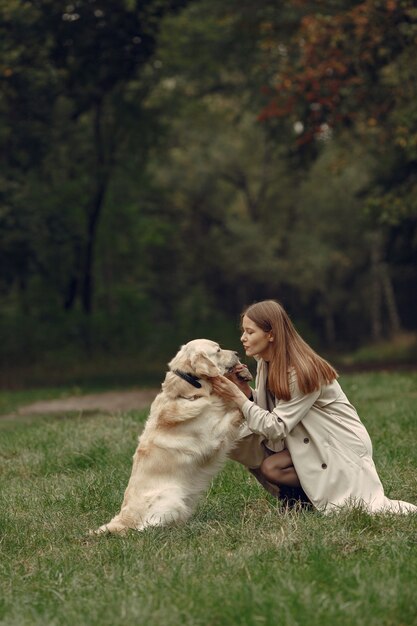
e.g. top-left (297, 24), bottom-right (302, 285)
top-left (212, 300), bottom-right (416, 513)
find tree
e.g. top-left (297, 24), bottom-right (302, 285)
top-left (256, 0), bottom-right (417, 338)
top-left (0, 0), bottom-right (187, 314)
top-left (259, 0), bottom-right (417, 223)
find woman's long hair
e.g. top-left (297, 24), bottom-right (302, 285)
top-left (242, 300), bottom-right (338, 401)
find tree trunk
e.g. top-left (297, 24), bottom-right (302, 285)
top-left (323, 307), bottom-right (336, 346)
top-left (64, 276), bottom-right (78, 311)
top-left (380, 262), bottom-right (402, 335)
top-left (81, 182), bottom-right (107, 314)
top-left (369, 231), bottom-right (383, 341)
top-left (368, 230), bottom-right (402, 339)
top-left (81, 103), bottom-right (110, 315)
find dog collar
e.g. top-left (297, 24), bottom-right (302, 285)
top-left (173, 370), bottom-right (202, 389)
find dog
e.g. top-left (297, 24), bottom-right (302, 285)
top-left (93, 339), bottom-right (252, 534)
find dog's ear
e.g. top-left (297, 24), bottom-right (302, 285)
top-left (168, 344), bottom-right (190, 372)
top-left (190, 351), bottom-right (220, 378)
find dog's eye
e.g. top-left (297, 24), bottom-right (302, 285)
top-left (217, 348), bottom-right (221, 353)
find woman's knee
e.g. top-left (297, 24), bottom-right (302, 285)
top-left (260, 455), bottom-right (281, 482)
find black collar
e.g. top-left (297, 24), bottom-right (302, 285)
top-left (173, 369), bottom-right (202, 389)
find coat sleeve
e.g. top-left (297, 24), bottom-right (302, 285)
top-left (241, 371), bottom-right (321, 441)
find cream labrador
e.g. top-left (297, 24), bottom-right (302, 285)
top-left (94, 339), bottom-right (252, 533)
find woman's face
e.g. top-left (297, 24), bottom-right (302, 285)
top-left (240, 315), bottom-right (274, 361)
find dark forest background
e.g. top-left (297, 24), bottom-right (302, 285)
top-left (1, 0), bottom-right (416, 387)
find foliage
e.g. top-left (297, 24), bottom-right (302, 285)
top-left (259, 0), bottom-right (417, 225)
top-left (339, 331), bottom-right (417, 367)
top-left (0, 0), bottom-right (186, 313)
top-left (0, 0), bottom-right (417, 373)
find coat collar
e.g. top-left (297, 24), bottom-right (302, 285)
top-left (255, 359), bottom-right (269, 410)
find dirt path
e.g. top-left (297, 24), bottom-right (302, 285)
top-left (4, 362), bottom-right (416, 420)
top-left (3, 388), bottom-right (158, 419)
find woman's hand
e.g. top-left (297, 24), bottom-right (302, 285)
top-left (211, 375), bottom-right (250, 409)
top-left (224, 364), bottom-right (253, 396)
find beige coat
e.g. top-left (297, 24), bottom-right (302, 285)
top-left (230, 360), bottom-right (416, 513)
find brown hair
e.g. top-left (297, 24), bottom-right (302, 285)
top-left (242, 300), bottom-right (338, 401)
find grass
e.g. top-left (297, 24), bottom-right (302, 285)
top-left (0, 372), bottom-right (416, 626)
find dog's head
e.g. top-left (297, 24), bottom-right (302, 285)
top-left (168, 339), bottom-right (240, 379)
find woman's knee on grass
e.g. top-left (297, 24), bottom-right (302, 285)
top-left (260, 452), bottom-right (283, 482)
top-left (260, 450), bottom-right (292, 483)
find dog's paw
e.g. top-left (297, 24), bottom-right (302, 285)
top-left (90, 521), bottom-right (129, 535)
top-left (89, 525), bottom-right (109, 536)
top-left (235, 363), bottom-right (252, 382)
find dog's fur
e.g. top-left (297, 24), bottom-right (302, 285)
top-left (94, 339), bottom-right (251, 534)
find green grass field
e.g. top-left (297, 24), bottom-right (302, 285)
top-left (1, 372), bottom-right (416, 626)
